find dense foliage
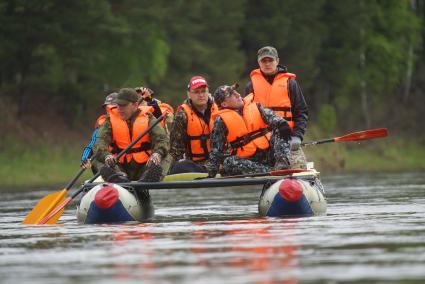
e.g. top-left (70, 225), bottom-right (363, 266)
top-left (0, 0), bottom-right (424, 139)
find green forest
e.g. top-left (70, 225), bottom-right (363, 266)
top-left (1, 0), bottom-right (424, 186)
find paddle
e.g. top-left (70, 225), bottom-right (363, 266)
top-left (24, 112), bottom-right (168, 225)
top-left (188, 168), bottom-right (310, 181)
top-left (302, 128), bottom-right (388, 146)
top-left (22, 166), bottom-right (88, 224)
top-left (212, 168), bottom-right (310, 179)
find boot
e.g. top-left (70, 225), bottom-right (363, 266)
top-left (138, 164), bottom-right (163, 182)
top-left (136, 164), bottom-right (162, 218)
top-left (100, 166), bottom-right (130, 183)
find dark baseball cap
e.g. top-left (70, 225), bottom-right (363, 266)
top-left (103, 92), bottom-right (118, 106)
top-left (257, 46), bottom-right (278, 61)
top-left (212, 83), bottom-right (239, 105)
top-left (115, 88), bottom-right (140, 105)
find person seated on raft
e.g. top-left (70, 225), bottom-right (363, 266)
top-left (168, 76), bottom-right (218, 174)
top-left (135, 86), bottom-right (174, 135)
top-left (205, 84), bottom-right (291, 178)
top-left (92, 88), bottom-right (169, 202)
top-left (135, 86), bottom-right (174, 176)
top-left (80, 92), bottom-right (118, 174)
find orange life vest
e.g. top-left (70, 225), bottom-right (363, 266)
top-left (110, 109), bottom-right (152, 164)
top-left (94, 105), bottom-right (117, 129)
top-left (250, 68), bottom-right (296, 128)
top-left (179, 102), bottom-right (218, 161)
top-left (158, 102), bottom-right (174, 128)
top-left (212, 96), bottom-right (271, 158)
top-left (138, 102), bottom-right (173, 128)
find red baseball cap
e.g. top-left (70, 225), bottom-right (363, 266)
top-left (188, 76), bottom-right (208, 90)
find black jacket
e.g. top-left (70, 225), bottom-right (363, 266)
top-left (244, 65), bottom-right (308, 140)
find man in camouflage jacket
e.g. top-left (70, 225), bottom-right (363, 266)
top-left (206, 84), bottom-right (291, 177)
top-left (93, 88), bottom-right (169, 182)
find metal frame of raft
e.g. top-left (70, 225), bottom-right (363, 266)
top-left (82, 176), bottom-right (314, 191)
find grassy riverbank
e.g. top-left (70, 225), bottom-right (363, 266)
top-left (1, 134), bottom-right (424, 190)
top-left (304, 138), bottom-right (425, 173)
top-left (0, 135), bottom-right (92, 190)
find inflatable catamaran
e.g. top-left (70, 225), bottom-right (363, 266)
top-left (77, 168), bottom-right (326, 224)
top-left (22, 128), bottom-right (387, 225)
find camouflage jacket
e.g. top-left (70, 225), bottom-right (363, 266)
top-left (169, 98), bottom-right (214, 164)
top-left (93, 109), bottom-right (169, 164)
top-left (205, 103), bottom-right (286, 175)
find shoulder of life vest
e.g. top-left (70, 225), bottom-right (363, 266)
top-left (94, 114), bottom-right (107, 129)
top-left (159, 102), bottom-right (174, 114)
top-left (138, 105), bottom-right (154, 114)
top-left (211, 102), bottom-right (218, 113)
top-left (250, 68), bottom-right (297, 79)
top-left (105, 105), bottom-right (117, 113)
top-left (178, 102), bottom-right (190, 114)
top-left (243, 93), bottom-right (254, 104)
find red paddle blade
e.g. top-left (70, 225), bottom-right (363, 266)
top-left (335, 128), bottom-right (388, 142)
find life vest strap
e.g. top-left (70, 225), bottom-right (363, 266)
top-left (187, 134), bottom-right (210, 160)
top-left (187, 134), bottom-right (210, 140)
top-left (230, 127), bottom-right (270, 149)
top-left (112, 142), bottom-right (152, 154)
top-left (271, 106), bottom-right (291, 111)
top-left (270, 107), bottom-right (293, 121)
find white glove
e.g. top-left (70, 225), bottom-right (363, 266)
top-left (289, 136), bottom-right (301, 151)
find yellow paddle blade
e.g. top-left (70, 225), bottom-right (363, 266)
top-left (163, 172), bottom-right (209, 181)
top-left (22, 189), bottom-right (67, 224)
top-left (38, 197), bottom-right (70, 225)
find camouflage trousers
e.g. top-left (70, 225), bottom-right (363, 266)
top-left (98, 154), bottom-right (172, 181)
top-left (222, 130), bottom-right (290, 176)
top-left (289, 147), bottom-right (308, 169)
top-left (160, 154), bottom-right (173, 176)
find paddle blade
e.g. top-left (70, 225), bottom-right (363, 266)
top-left (335, 128), bottom-right (388, 142)
top-left (37, 196), bottom-right (72, 225)
top-left (22, 189), bottom-right (67, 225)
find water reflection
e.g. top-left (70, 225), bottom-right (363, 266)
top-left (1, 172), bottom-right (425, 283)
top-left (109, 224), bottom-right (156, 282)
top-left (107, 218), bottom-right (301, 283)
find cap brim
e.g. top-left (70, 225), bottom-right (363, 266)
top-left (189, 83), bottom-right (208, 90)
top-left (115, 99), bottom-right (132, 105)
top-left (258, 55), bottom-right (277, 61)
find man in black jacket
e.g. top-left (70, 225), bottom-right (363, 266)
top-left (245, 46), bottom-right (308, 168)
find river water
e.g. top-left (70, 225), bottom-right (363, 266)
top-left (1, 172), bottom-right (425, 284)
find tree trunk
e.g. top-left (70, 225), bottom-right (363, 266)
top-left (403, 0), bottom-right (417, 103)
top-left (359, 50), bottom-right (370, 129)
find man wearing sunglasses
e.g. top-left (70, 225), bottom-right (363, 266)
top-left (169, 76), bottom-right (218, 174)
top-left (206, 84), bottom-right (291, 177)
